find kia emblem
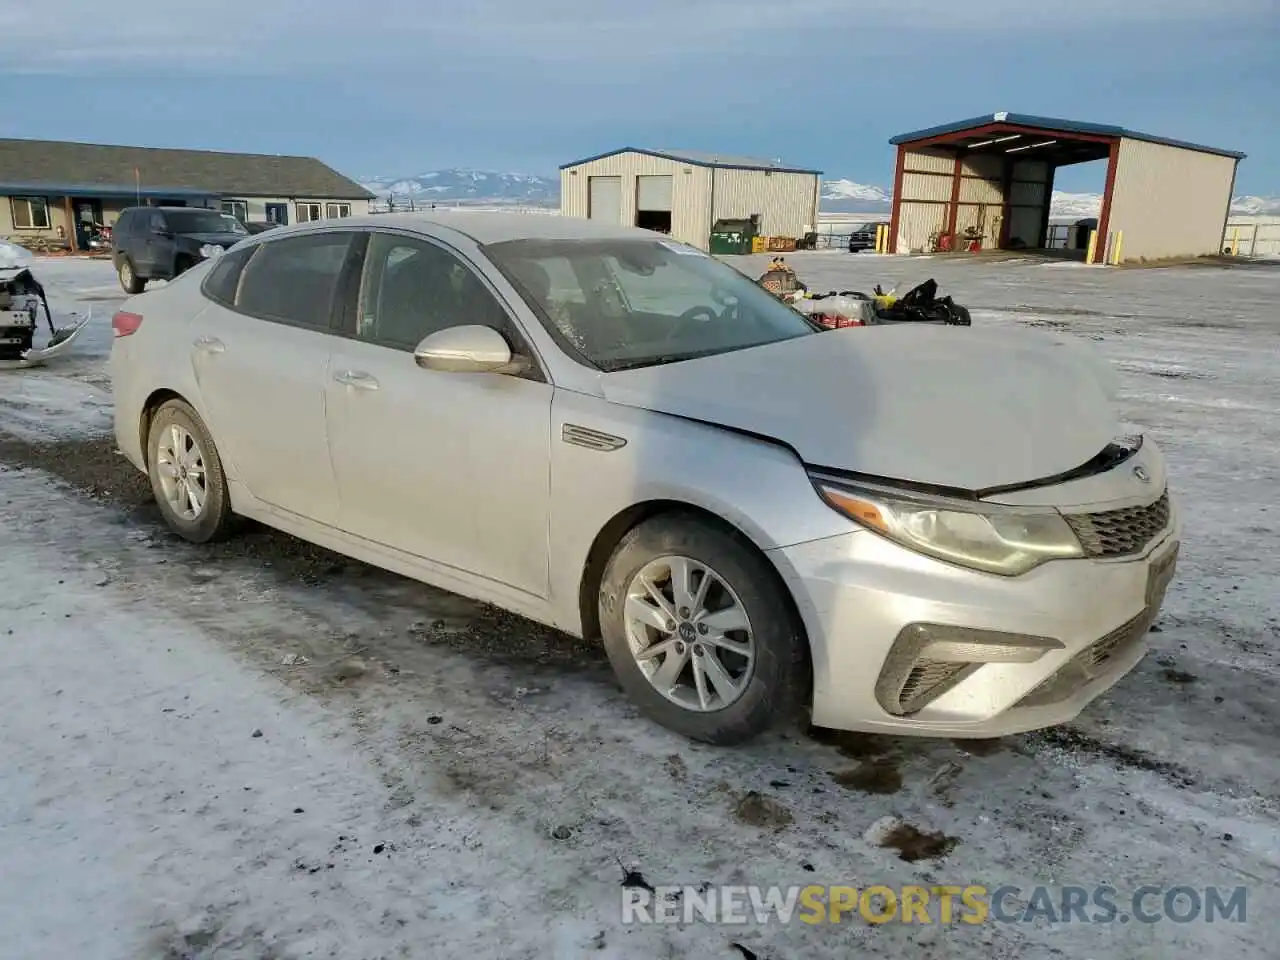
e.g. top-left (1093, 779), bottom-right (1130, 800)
top-left (1133, 465), bottom-right (1151, 483)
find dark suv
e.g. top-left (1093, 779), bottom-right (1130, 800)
top-left (112, 206), bottom-right (249, 293)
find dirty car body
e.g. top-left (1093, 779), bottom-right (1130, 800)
top-left (109, 212), bottom-right (1179, 744)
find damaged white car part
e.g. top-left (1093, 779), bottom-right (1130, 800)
top-left (0, 265), bottom-right (91, 369)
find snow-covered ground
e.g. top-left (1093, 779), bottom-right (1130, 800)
top-left (1, 253), bottom-right (1277, 959)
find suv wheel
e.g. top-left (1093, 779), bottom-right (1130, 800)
top-left (118, 257), bottom-right (145, 294)
top-left (597, 514), bottom-right (807, 745)
top-left (146, 399), bottom-right (236, 543)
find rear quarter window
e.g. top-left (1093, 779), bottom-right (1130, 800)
top-left (201, 245), bottom-right (256, 307)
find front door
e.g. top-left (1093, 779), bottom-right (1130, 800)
top-left (72, 199), bottom-right (103, 250)
top-left (325, 229), bottom-right (553, 596)
top-left (265, 203), bottom-right (289, 225)
top-left (189, 231), bottom-right (356, 525)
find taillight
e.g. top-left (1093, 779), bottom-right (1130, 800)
top-left (112, 311), bottom-right (143, 337)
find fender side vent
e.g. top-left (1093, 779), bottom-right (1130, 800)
top-left (562, 424), bottom-right (627, 452)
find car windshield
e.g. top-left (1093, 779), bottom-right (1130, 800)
top-left (166, 211), bottom-right (249, 235)
top-left (484, 237), bottom-right (820, 371)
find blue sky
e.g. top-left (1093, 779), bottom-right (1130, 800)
top-left (2, 0), bottom-right (1277, 194)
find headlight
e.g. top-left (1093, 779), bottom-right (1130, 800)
top-left (198, 244), bottom-right (223, 259)
top-left (811, 475), bottom-right (1083, 576)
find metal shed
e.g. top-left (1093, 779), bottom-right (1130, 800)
top-left (559, 148), bottom-right (823, 251)
top-left (886, 113), bottom-right (1246, 263)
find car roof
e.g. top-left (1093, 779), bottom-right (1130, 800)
top-left (256, 211), bottom-right (660, 246)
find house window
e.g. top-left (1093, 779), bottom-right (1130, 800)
top-left (10, 197), bottom-right (51, 230)
top-left (221, 200), bottom-right (249, 222)
top-left (296, 202), bottom-right (323, 222)
top-left (325, 202), bottom-right (352, 219)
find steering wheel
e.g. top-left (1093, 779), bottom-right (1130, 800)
top-left (662, 304), bottom-right (719, 343)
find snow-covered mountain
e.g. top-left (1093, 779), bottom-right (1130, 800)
top-left (1230, 195), bottom-right (1280, 216)
top-left (359, 170), bottom-right (559, 206)
top-left (360, 169), bottom-right (1280, 219)
top-left (1049, 191), bottom-right (1103, 219)
top-left (819, 179), bottom-right (892, 214)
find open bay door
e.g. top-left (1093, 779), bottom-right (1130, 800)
top-left (635, 175), bottom-right (673, 234)
top-left (588, 176), bottom-right (622, 223)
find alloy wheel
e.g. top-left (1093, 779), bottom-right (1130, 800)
top-left (155, 423), bottom-right (208, 521)
top-left (623, 555), bottom-right (756, 712)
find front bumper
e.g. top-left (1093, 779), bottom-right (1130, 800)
top-left (769, 492), bottom-right (1181, 738)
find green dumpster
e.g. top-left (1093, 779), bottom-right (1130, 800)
top-left (708, 218), bottom-right (756, 256)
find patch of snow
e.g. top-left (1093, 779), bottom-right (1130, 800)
top-left (0, 240), bottom-right (34, 267)
top-left (2, 254), bottom-right (1279, 959)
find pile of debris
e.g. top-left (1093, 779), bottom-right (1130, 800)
top-left (1, 244), bottom-right (91, 368)
top-left (755, 260), bottom-right (971, 328)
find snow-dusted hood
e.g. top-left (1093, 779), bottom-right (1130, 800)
top-left (601, 325), bottom-right (1121, 492)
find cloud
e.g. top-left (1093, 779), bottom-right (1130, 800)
top-left (1, 0), bottom-right (1272, 73)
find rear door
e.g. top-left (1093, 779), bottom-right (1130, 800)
top-left (325, 228), bottom-right (554, 596)
top-left (189, 230), bottom-right (358, 525)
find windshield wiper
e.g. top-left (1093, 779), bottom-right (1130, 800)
top-left (603, 347), bottom-right (735, 371)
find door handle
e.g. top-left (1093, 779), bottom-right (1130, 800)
top-left (334, 370), bottom-right (379, 391)
top-left (193, 335), bottom-right (225, 354)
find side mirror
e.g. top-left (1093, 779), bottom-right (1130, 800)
top-left (413, 325), bottom-right (527, 374)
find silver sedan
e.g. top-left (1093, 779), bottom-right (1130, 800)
top-left (108, 212), bottom-right (1179, 744)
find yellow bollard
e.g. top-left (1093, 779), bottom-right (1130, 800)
top-left (1111, 230), bottom-right (1124, 265)
top-left (1086, 229), bottom-right (1098, 264)
top-left (877, 224), bottom-right (887, 253)
top-left (1231, 228), bottom-right (1240, 256)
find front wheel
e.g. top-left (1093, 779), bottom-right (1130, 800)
top-left (597, 515), bottom-right (807, 745)
top-left (146, 399), bottom-right (236, 543)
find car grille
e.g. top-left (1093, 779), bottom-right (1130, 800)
top-left (1064, 491), bottom-right (1170, 558)
top-left (897, 660), bottom-right (970, 714)
top-left (1015, 610), bottom-right (1152, 708)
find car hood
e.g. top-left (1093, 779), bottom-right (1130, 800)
top-left (599, 325), bottom-right (1121, 492)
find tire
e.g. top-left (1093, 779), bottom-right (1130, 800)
top-left (597, 514), bottom-right (807, 745)
top-left (118, 257), bottom-right (145, 294)
top-left (145, 399), bottom-right (236, 543)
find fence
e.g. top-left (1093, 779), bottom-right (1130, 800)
top-left (369, 195), bottom-right (562, 217)
top-left (1221, 220), bottom-right (1280, 257)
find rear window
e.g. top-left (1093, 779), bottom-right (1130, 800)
top-left (165, 210), bottom-right (248, 235)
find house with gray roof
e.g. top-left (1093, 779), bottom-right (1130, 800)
top-left (0, 137), bottom-right (375, 252)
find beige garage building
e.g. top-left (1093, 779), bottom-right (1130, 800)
top-left (886, 113), bottom-right (1246, 263)
top-left (559, 148), bottom-right (822, 251)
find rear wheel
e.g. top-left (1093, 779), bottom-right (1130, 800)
top-left (597, 515), bottom-right (807, 744)
top-left (118, 257), bottom-right (144, 294)
top-left (146, 399), bottom-right (235, 543)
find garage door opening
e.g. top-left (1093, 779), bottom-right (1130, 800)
top-left (1043, 158), bottom-right (1108, 257)
top-left (887, 116), bottom-right (1127, 261)
top-left (635, 175), bottom-right (673, 234)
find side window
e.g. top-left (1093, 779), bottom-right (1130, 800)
top-left (234, 232), bottom-right (354, 329)
top-left (354, 232), bottom-right (512, 351)
top-left (202, 245), bottom-right (256, 307)
top-left (149, 211), bottom-right (167, 234)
